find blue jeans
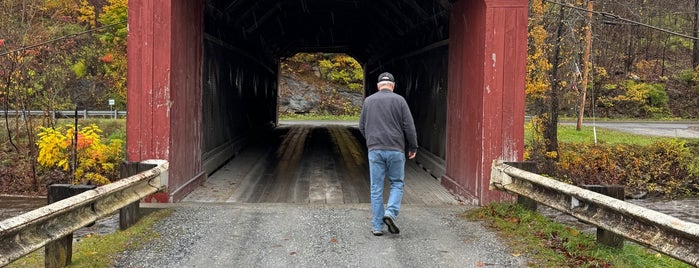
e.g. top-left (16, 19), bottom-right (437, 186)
top-left (368, 149), bottom-right (405, 231)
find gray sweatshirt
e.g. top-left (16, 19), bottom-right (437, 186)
top-left (359, 89), bottom-right (418, 153)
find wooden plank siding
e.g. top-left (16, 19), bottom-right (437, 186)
top-left (443, 0), bottom-right (527, 205)
top-left (127, 0), bottom-right (205, 202)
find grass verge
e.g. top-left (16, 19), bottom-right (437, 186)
top-left (526, 124), bottom-right (699, 146)
top-left (279, 113), bottom-right (359, 121)
top-left (7, 208), bottom-right (171, 268)
top-left (466, 203), bottom-right (692, 268)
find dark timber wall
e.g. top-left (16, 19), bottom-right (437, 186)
top-left (201, 35), bottom-right (279, 175)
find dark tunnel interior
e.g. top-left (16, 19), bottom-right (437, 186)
top-left (201, 0), bottom-right (453, 175)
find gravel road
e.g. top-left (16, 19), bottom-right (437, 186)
top-left (112, 203), bottom-right (527, 267)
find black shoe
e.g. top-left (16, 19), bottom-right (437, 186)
top-left (372, 230), bottom-right (383, 236)
top-left (382, 215), bottom-right (400, 234)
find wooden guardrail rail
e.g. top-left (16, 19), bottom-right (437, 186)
top-left (0, 160), bottom-right (168, 267)
top-left (490, 161), bottom-right (699, 267)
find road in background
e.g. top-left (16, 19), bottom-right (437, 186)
top-left (283, 119), bottom-right (699, 139)
top-left (561, 121), bottom-right (699, 138)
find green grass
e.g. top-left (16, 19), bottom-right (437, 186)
top-left (466, 203), bottom-right (692, 267)
top-left (7, 208), bottom-right (171, 268)
top-left (278, 113), bottom-right (359, 121)
top-left (557, 125), bottom-right (660, 145)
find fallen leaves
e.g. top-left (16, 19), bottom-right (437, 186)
top-left (100, 53), bottom-right (114, 63)
top-left (506, 217), bottom-right (520, 224)
top-left (565, 226), bottom-right (579, 237)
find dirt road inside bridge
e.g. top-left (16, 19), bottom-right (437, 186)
top-left (184, 124), bottom-right (455, 205)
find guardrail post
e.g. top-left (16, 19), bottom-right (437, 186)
top-left (45, 184), bottom-right (96, 268)
top-left (582, 185), bottom-right (625, 248)
top-left (504, 162), bottom-right (539, 211)
top-left (119, 162), bottom-right (157, 230)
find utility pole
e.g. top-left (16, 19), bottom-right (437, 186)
top-left (693, 0), bottom-right (699, 68)
top-left (577, 0), bottom-right (593, 131)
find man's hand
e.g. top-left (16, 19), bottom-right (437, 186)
top-left (408, 151), bottom-right (416, 159)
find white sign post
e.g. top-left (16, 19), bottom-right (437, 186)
top-left (108, 99), bottom-right (115, 119)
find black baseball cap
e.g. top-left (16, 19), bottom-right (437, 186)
top-left (377, 72), bottom-right (395, 83)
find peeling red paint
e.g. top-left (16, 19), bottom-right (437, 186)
top-left (444, 0), bottom-right (527, 205)
top-left (127, 0), bottom-right (204, 203)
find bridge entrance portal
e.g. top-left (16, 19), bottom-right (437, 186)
top-left (126, 0), bottom-right (527, 205)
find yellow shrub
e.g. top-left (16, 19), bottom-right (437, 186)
top-left (37, 124), bottom-right (124, 185)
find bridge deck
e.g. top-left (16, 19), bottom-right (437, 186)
top-left (183, 124), bottom-right (457, 205)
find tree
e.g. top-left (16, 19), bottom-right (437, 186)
top-left (95, 0), bottom-right (128, 110)
top-left (525, 0), bottom-right (553, 164)
top-left (543, 2), bottom-right (566, 165)
top-left (576, 1), bottom-right (593, 131)
top-left (0, 0), bottom-right (128, 192)
top-left (693, 0), bottom-right (699, 69)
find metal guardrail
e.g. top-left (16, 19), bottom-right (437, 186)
top-left (0, 110), bottom-right (127, 119)
top-left (0, 160), bottom-right (168, 267)
top-left (490, 161), bottom-right (699, 267)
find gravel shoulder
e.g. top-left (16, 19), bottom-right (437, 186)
top-left (112, 203), bottom-right (527, 267)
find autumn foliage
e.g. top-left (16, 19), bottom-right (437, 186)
top-left (555, 140), bottom-right (699, 198)
top-left (36, 124), bottom-right (124, 185)
top-left (0, 0), bottom-right (128, 194)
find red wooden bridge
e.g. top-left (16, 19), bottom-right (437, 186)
top-left (126, 0), bottom-right (528, 205)
top-left (3, 2), bottom-right (699, 267)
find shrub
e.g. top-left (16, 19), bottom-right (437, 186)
top-left (555, 140), bottom-right (698, 198)
top-left (36, 124), bottom-right (124, 185)
top-left (318, 54), bottom-right (364, 93)
top-left (674, 68), bottom-right (696, 86)
top-left (597, 80), bottom-right (670, 118)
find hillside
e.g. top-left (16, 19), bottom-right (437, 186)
top-left (278, 54), bottom-right (364, 117)
top-left (279, 73), bottom-right (363, 116)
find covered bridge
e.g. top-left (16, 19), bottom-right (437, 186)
top-left (126, 0), bottom-right (528, 205)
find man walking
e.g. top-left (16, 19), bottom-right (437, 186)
top-left (359, 72), bottom-right (418, 236)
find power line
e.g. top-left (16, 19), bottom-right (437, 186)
top-left (545, 0), bottom-right (699, 41)
top-left (0, 20), bottom-right (127, 57)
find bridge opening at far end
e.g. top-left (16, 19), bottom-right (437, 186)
top-left (277, 53), bottom-right (364, 124)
